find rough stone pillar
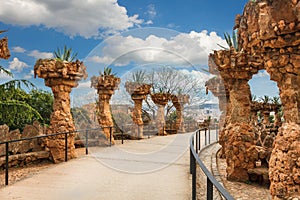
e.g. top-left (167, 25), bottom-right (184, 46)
top-left (170, 94), bottom-right (189, 133)
top-left (224, 78), bottom-right (258, 181)
top-left (0, 37), bottom-right (10, 59)
top-left (267, 72), bottom-right (300, 199)
top-left (208, 50), bottom-right (259, 182)
top-left (34, 59), bottom-right (87, 163)
top-left (91, 75), bottom-right (120, 144)
top-left (98, 91), bottom-right (114, 143)
top-left (132, 96), bottom-right (145, 138)
top-left (125, 83), bottom-right (151, 139)
top-left (177, 95), bottom-right (189, 133)
top-left (205, 76), bottom-right (229, 158)
top-left (46, 81), bottom-right (76, 163)
top-left (151, 93), bottom-right (171, 136)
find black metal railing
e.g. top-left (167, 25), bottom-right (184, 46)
top-left (190, 126), bottom-right (234, 200)
top-left (0, 127), bottom-right (113, 186)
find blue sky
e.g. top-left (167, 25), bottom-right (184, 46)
top-left (0, 0), bottom-right (279, 101)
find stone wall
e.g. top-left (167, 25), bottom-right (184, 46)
top-left (0, 122), bottom-right (49, 167)
top-left (206, 1), bottom-right (300, 197)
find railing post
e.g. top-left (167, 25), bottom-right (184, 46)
top-left (195, 131), bottom-right (198, 154)
top-left (190, 148), bottom-right (192, 174)
top-left (204, 128), bottom-right (207, 146)
top-left (216, 124), bottom-right (219, 141)
top-left (65, 132), bottom-right (68, 162)
top-left (110, 127), bottom-right (112, 147)
top-left (121, 126), bottom-right (124, 144)
top-left (198, 130), bottom-right (201, 150)
top-left (5, 142), bottom-right (9, 185)
top-left (207, 177), bottom-right (213, 200)
top-left (85, 130), bottom-right (88, 155)
top-left (192, 152), bottom-right (196, 200)
top-left (208, 127), bottom-right (211, 144)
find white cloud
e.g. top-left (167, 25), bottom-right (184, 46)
top-left (88, 30), bottom-right (227, 66)
top-left (77, 81), bottom-right (92, 89)
top-left (9, 57), bottom-right (29, 72)
top-left (146, 4), bottom-right (156, 19)
top-left (11, 46), bottom-right (26, 53)
top-left (28, 50), bottom-right (53, 59)
top-left (24, 70), bottom-right (34, 79)
top-left (0, 0), bottom-right (143, 38)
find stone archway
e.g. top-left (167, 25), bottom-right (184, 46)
top-left (206, 1), bottom-right (300, 198)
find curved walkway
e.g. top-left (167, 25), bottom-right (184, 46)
top-left (0, 133), bottom-right (192, 200)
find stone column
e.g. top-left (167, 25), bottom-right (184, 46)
top-left (91, 75), bottom-right (120, 144)
top-left (151, 93), bottom-right (171, 136)
top-left (34, 59), bottom-right (87, 163)
top-left (267, 64), bottom-right (300, 199)
top-left (209, 50), bottom-right (259, 182)
top-left (46, 80), bottom-right (76, 163)
top-left (98, 91), bottom-right (114, 143)
top-left (125, 83), bottom-right (151, 139)
top-left (205, 76), bottom-right (229, 158)
top-left (0, 37), bottom-right (10, 59)
top-left (177, 95), bottom-right (189, 133)
top-left (223, 78), bottom-right (258, 181)
top-left (132, 96), bottom-right (145, 138)
top-left (171, 94), bottom-right (189, 133)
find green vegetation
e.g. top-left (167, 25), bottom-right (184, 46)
top-left (53, 45), bottom-right (78, 62)
top-left (218, 31), bottom-right (238, 51)
top-left (0, 67), bottom-right (53, 130)
top-left (99, 66), bottom-right (117, 76)
top-left (131, 70), bottom-right (146, 84)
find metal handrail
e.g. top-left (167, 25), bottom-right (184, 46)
top-left (190, 127), bottom-right (234, 200)
top-left (0, 127), bottom-right (112, 186)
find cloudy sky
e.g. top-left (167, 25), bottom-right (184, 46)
top-left (0, 0), bottom-right (279, 104)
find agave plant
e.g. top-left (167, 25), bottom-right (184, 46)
top-left (99, 66), bottom-right (117, 76)
top-left (132, 70), bottom-right (146, 84)
top-left (218, 31), bottom-right (238, 51)
top-left (53, 45), bottom-right (78, 62)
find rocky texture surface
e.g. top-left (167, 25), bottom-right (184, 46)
top-left (206, 1), bottom-right (300, 197)
top-left (0, 37), bottom-right (10, 59)
top-left (0, 122), bottom-right (45, 157)
top-left (170, 94), bottom-right (189, 133)
top-left (125, 82), bottom-right (151, 138)
top-left (223, 122), bottom-right (258, 181)
top-left (269, 123), bottom-right (300, 199)
top-left (208, 50), bottom-right (258, 181)
top-left (151, 93), bottom-right (171, 135)
top-left (34, 59), bottom-right (87, 163)
top-left (91, 75), bottom-right (120, 144)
